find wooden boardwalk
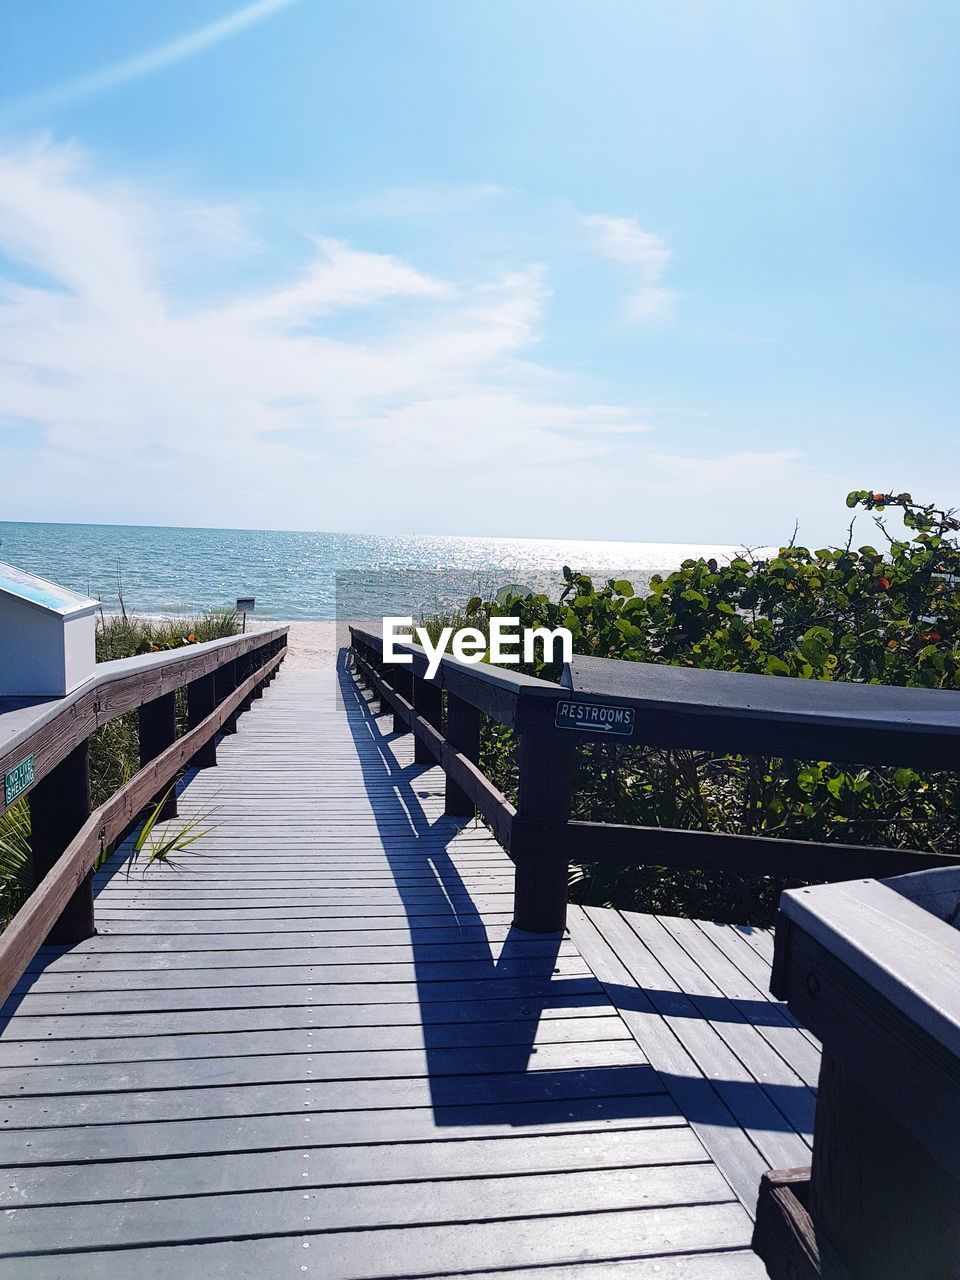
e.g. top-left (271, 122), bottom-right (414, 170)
top-left (0, 658), bottom-right (814, 1278)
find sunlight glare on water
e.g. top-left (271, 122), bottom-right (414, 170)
top-left (0, 522), bottom-right (750, 619)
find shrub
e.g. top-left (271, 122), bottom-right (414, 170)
top-left (459, 491), bottom-right (960, 924)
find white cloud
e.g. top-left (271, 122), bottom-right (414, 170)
top-left (226, 237), bottom-right (452, 325)
top-left (0, 139), bottom-right (830, 541)
top-left (584, 213), bottom-right (676, 320)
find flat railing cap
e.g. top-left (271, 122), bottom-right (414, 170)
top-left (0, 626), bottom-right (288, 768)
top-left (564, 654), bottom-right (960, 735)
top-left (780, 875), bottom-right (960, 1062)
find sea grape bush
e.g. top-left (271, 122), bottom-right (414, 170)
top-left (463, 491), bottom-right (960, 924)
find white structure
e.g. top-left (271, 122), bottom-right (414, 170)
top-left (0, 562), bottom-right (98, 697)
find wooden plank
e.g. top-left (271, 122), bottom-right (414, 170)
top-left (0, 661), bottom-right (775, 1276)
top-left (0, 645), bottom-right (286, 1008)
top-left (0, 1014), bottom-right (631, 1067)
top-left (752, 1168), bottom-right (823, 1280)
top-left (0, 1038), bottom-right (646, 1097)
top-left (0, 1094), bottom-right (686, 1166)
top-left (3, 1162), bottom-right (737, 1253)
top-left (518, 816), bottom-right (960, 880)
top-left (25, 937), bottom-right (583, 969)
top-left (657, 916), bottom-right (821, 1089)
top-left (580, 906), bottom-right (812, 1172)
top-left (14, 954), bottom-right (594, 991)
top-left (0, 995), bottom-right (614, 1041)
top-left (569, 904), bottom-right (770, 1213)
top-left (2, 1124), bottom-right (708, 1206)
top-left (625, 913), bottom-right (815, 1137)
top-left (0, 1204), bottom-right (759, 1279)
top-left (0, 1063), bottom-right (668, 1131)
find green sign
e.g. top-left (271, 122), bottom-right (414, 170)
top-left (4, 754), bottom-right (35, 806)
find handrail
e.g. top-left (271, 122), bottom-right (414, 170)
top-left (0, 640), bottom-right (285, 1006)
top-left (349, 624), bottom-right (960, 933)
top-left (0, 626), bottom-right (288, 1003)
top-left (0, 625), bottom-right (289, 813)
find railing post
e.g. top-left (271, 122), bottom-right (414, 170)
top-left (393, 666), bottom-right (412, 736)
top-left (29, 741), bottom-right (96, 943)
top-left (513, 732), bottom-right (573, 933)
top-left (250, 644), bottom-right (265, 699)
top-left (445, 692), bottom-right (481, 817)
top-left (373, 645), bottom-right (392, 719)
top-left (139, 692), bottom-right (178, 820)
top-left (187, 671), bottom-right (217, 769)
top-left (236, 650), bottom-right (253, 713)
top-left (216, 657), bottom-right (238, 734)
top-left (413, 674), bottom-right (442, 765)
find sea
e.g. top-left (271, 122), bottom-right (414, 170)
top-left (0, 522), bottom-right (741, 621)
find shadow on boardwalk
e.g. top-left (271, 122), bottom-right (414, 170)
top-left (336, 653), bottom-right (806, 1135)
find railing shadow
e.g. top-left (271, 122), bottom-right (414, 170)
top-left (336, 652), bottom-right (809, 1135)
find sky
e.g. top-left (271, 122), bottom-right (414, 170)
top-left (0, 0), bottom-right (956, 545)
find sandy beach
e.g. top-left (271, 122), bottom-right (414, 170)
top-left (247, 619), bottom-right (371, 670)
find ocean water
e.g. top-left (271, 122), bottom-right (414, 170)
top-left (0, 522), bottom-right (741, 621)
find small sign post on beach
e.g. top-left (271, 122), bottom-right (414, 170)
top-left (236, 597), bottom-right (255, 633)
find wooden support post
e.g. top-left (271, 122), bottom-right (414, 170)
top-left (187, 672), bottom-right (217, 769)
top-left (807, 1051), bottom-right (960, 1280)
top-left (374, 650), bottom-right (392, 718)
top-left (445, 692), bottom-right (481, 817)
top-left (413, 675), bottom-right (442, 765)
top-left (393, 667), bottom-right (412, 735)
top-left (28, 741), bottom-right (96, 944)
top-left (752, 1169), bottom-right (821, 1280)
top-left (139, 692), bottom-right (178, 820)
top-left (251, 645), bottom-right (265, 699)
top-left (237, 652), bottom-right (254, 712)
top-left (513, 732), bottom-right (573, 933)
top-left (216, 657), bottom-right (238, 734)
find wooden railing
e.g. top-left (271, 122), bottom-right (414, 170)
top-left (756, 867), bottom-right (960, 1279)
top-left (0, 626), bottom-right (288, 1004)
top-left (349, 624), bottom-right (960, 934)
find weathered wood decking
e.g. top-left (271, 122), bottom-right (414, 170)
top-left (0, 658), bottom-right (815, 1277)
